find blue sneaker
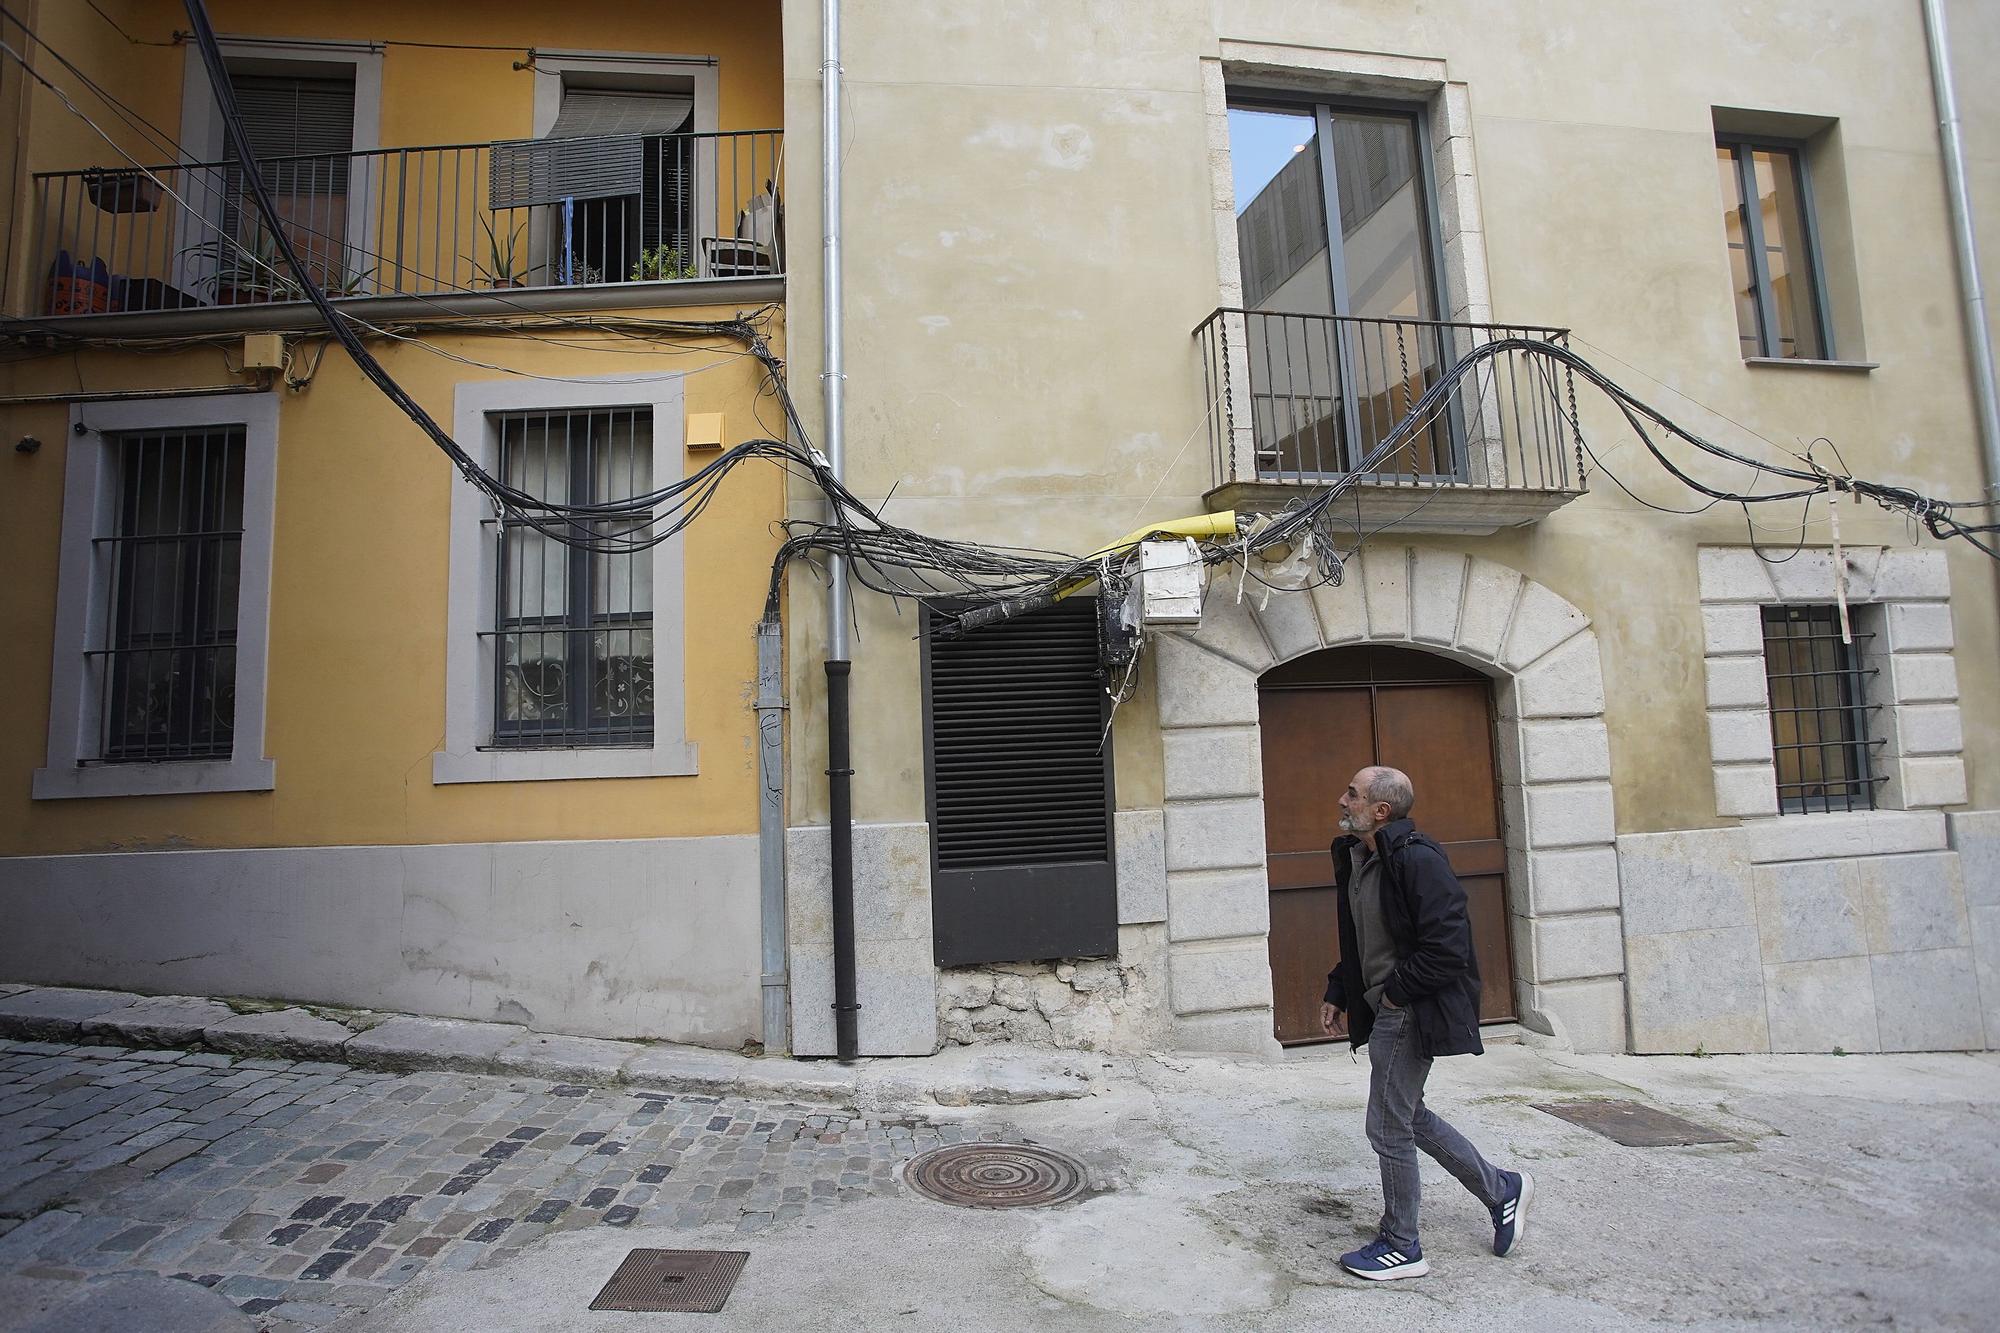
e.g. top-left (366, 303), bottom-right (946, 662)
top-left (1492, 1169), bottom-right (1533, 1256)
top-left (1339, 1236), bottom-right (1429, 1281)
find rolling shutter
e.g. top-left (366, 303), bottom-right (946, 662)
top-left (489, 90), bottom-right (693, 209)
top-left (922, 599), bottom-right (1117, 966)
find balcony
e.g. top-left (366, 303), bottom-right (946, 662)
top-left (1194, 309), bottom-right (1586, 534)
top-left (11, 130), bottom-right (783, 330)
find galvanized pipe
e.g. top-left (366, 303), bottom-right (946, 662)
top-left (821, 0), bottom-right (859, 1062)
top-left (1921, 0), bottom-right (2000, 499)
top-left (754, 619), bottom-right (790, 1053)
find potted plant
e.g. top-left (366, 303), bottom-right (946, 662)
top-left (183, 230), bottom-right (302, 304)
top-left (476, 215), bottom-right (526, 289)
top-left (628, 244), bottom-right (696, 282)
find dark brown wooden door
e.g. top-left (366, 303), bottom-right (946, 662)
top-left (1259, 645), bottom-right (1516, 1045)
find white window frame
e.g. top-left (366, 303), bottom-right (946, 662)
top-left (34, 394), bottom-right (280, 799)
top-left (434, 374), bottom-right (696, 784)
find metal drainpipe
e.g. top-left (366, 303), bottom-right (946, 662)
top-left (1921, 0), bottom-right (2000, 499)
top-left (822, 0), bottom-right (860, 1062)
top-left (754, 620), bottom-right (789, 1053)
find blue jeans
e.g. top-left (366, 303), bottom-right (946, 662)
top-left (1364, 1003), bottom-right (1506, 1248)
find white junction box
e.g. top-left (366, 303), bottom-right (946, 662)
top-left (1135, 538), bottom-right (1205, 625)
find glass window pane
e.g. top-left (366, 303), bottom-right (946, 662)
top-left (1332, 111), bottom-right (1444, 472)
top-left (1753, 149), bottom-right (1824, 359)
top-left (1332, 111), bottom-right (1434, 322)
top-left (1230, 107), bottom-right (1342, 477)
top-left (1229, 107), bottom-right (1333, 315)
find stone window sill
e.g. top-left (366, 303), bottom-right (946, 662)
top-left (32, 756), bottom-right (276, 800)
top-left (1743, 356), bottom-right (1878, 372)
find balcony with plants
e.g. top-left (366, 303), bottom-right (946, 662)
top-left (10, 129), bottom-right (784, 328)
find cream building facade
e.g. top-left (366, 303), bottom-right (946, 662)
top-left (774, 0), bottom-right (2000, 1057)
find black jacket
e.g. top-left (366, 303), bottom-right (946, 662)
top-left (1322, 818), bottom-right (1484, 1058)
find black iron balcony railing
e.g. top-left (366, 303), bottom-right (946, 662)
top-left (19, 130), bottom-right (782, 318)
top-left (1195, 308), bottom-right (1584, 500)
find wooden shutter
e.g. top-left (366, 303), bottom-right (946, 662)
top-left (922, 599), bottom-right (1117, 966)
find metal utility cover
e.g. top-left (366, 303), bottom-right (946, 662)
top-left (1533, 1099), bottom-right (1738, 1147)
top-left (905, 1142), bottom-right (1091, 1209)
top-left (588, 1249), bottom-right (749, 1313)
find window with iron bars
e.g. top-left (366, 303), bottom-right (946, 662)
top-left (487, 407), bottom-right (654, 748)
top-left (1761, 604), bottom-right (1882, 813)
top-left (92, 427), bottom-right (246, 762)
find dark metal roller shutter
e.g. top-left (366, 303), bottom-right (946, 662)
top-left (922, 600), bottom-right (1117, 967)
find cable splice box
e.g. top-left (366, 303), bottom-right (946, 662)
top-left (1132, 538), bottom-right (1205, 626)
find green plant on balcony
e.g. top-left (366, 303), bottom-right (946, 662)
top-left (184, 229), bottom-right (373, 303)
top-left (476, 215), bottom-right (527, 288)
top-left (628, 244), bottom-right (696, 282)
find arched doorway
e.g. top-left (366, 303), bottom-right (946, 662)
top-left (1259, 644), bottom-right (1517, 1045)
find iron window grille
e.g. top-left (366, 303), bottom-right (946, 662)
top-left (1717, 137), bottom-right (1832, 360)
top-left (485, 407), bottom-right (653, 749)
top-left (90, 426), bottom-right (246, 762)
top-left (1761, 604), bottom-right (1883, 813)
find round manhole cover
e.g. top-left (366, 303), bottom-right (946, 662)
top-left (905, 1143), bottom-right (1090, 1209)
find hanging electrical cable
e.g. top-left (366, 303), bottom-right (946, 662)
top-left (161, 0), bottom-right (2000, 662)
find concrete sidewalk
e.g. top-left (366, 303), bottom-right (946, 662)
top-left (345, 1045), bottom-right (2000, 1332)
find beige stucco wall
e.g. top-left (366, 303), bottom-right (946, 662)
top-left (779, 0), bottom-right (2000, 839)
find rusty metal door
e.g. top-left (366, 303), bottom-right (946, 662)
top-left (1258, 645), bottom-right (1516, 1045)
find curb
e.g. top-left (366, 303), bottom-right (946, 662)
top-left (0, 984), bottom-right (1096, 1111)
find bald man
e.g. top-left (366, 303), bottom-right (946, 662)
top-left (1321, 765), bottom-right (1532, 1281)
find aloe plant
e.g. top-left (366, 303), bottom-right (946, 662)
top-left (476, 215), bottom-right (526, 287)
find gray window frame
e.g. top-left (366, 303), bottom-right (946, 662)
top-left (1717, 135), bottom-right (1834, 361)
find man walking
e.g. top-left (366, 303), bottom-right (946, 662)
top-left (1321, 765), bottom-right (1532, 1280)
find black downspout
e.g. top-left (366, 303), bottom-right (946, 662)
top-left (826, 659), bottom-right (859, 1062)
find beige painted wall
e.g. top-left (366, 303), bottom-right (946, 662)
top-left (778, 0), bottom-right (2000, 835)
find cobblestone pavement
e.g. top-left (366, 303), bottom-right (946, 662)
top-left (0, 1039), bottom-right (999, 1330)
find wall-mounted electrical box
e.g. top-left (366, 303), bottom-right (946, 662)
top-left (240, 333), bottom-right (285, 371)
top-left (1134, 538), bottom-right (1205, 625)
top-left (686, 411), bottom-right (724, 451)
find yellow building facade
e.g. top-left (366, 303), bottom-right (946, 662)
top-left (0, 0), bottom-right (790, 1048)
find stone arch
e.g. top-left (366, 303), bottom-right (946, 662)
top-left (1153, 545), bottom-right (1628, 1056)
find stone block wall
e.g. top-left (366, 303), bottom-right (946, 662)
top-left (1619, 812), bottom-right (1993, 1053)
top-left (936, 924), bottom-right (1170, 1050)
top-left (786, 809), bottom-right (1177, 1057)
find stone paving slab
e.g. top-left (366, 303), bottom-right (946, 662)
top-left (0, 1040), bottom-right (1003, 1330)
top-left (202, 1011), bottom-right (354, 1063)
top-left (498, 1033), bottom-right (644, 1084)
top-left (0, 990), bottom-right (140, 1043)
top-left (344, 1018), bottom-right (518, 1074)
top-left (82, 997), bottom-right (236, 1049)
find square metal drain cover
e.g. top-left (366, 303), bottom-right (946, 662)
top-left (588, 1249), bottom-right (749, 1313)
top-left (1533, 1099), bottom-right (1737, 1147)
